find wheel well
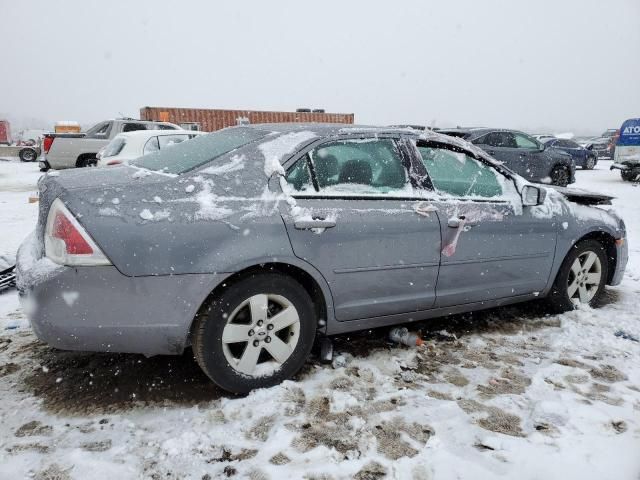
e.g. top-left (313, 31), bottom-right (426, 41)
top-left (76, 153), bottom-right (97, 167)
top-left (189, 263), bottom-right (329, 341)
top-left (575, 231), bottom-right (617, 284)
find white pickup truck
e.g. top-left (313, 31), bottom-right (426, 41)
top-left (40, 118), bottom-right (180, 170)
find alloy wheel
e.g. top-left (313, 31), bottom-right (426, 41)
top-left (221, 293), bottom-right (300, 376)
top-left (567, 251), bottom-right (602, 305)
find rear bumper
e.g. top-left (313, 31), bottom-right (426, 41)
top-left (16, 242), bottom-right (229, 355)
top-left (610, 162), bottom-right (640, 171)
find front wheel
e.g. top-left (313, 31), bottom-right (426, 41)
top-left (621, 170), bottom-right (638, 182)
top-left (192, 273), bottom-right (317, 394)
top-left (584, 157), bottom-right (596, 170)
top-left (547, 240), bottom-right (608, 312)
top-left (550, 166), bottom-right (570, 186)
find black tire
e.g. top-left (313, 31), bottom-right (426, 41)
top-left (584, 157), bottom-right (596, 170)
top-left (546, 239), bottom-right (608, 313)
top-left (621, 170), bottom-right (637, 182)
top-left (19, 148), bottom-right (37, 162)
top-left (192, 273), bottom-right (317, 394)
top-left (550, 166), bottom-right (570, 186)
top-left (77, 156), bottom-right (97, 168)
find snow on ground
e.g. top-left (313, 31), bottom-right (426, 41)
top-left (0, 159), bottom-right (639, 479)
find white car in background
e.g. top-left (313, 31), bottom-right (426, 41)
top-left (97, 130), bottom-right (204, 167)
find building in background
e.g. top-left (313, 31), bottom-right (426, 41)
top-left (139, 107), bottom-right (354, 132)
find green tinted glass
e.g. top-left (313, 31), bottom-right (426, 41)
top-left (418, 146), bottom-right (502, 198)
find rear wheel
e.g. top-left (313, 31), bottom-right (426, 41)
top-left (19, 148), bottom-right (37, 162)
top-left (192, 273), bottom-right (317, 394)
top-left (76, 156), bottom-right (97, 168)
top-left (550, 166), bottom-right (570, 186)
top-left (547, 240), bottom-right (608, 312)
top-left (621, 170), bottom-right (638, 182)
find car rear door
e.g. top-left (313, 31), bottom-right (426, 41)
top-left (279, 135), bottom-right (442, 322)
top-left (412, 139), bottom-right (557, 307)
top-left (473, 131), bottom-right (528, 176)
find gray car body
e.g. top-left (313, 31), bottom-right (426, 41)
top-left (17, 124), bottom-right (628, 356)
top-left (42, 119), bottom-right (180, 170)
top-left (438, 128), bottom-right (576, 184)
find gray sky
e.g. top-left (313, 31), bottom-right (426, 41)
top-left (2, 0), bottom-right (639, 135)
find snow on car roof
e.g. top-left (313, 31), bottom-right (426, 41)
top-left (115, 129), bottom-right (205, 139)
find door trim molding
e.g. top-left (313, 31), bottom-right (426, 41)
top-left (334, 261), bottom-right (440, 274)
top-left (442, 251), bottom-right (551, 266)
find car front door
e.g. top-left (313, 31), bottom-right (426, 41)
top-left (513, 132), bottom-right (548, 180)
top-left (412, 139), bottom-right (557, 307)
top-left (279, 136), bottom-right (442, 322)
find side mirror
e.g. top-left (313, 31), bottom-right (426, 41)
top-left (538, 142), bottom-right (546, 152)
top-left (586, 144), bottom-right (593, 151)
top-left (522, 184), bottom-right (546, 206)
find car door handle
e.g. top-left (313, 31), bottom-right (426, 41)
top-left (486, 150), bottom-right (496, 155)
top-left (294, 219), bottom-right (336, 230)
top-left (414, 202), bottom-right (438, 217)
top-left (447, 216), bottom-right (477, 228)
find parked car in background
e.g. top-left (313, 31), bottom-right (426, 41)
top-left (533, 134), bottom-right (555, 142)
top-left (611, 118), bottom-right (640, 181)
top-left (600, 129), bottom-right (620, 158)
top-left (17, 124), bottom-right (627, 393)
top-left (98, 130), bottom-right (204, 166)
top-left (438, 128), bottom-right (575, 186)
top-left (0, 120), bottom-right (12, 145)
top-left (542, 138), bottom-right (598, 169)
top-left (40, 118), bottom-right (180, 171)
top-left (580, 136), bottom-right (614, 160)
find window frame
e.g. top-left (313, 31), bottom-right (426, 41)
top-left (410, 138), bottom-right (518, 204)
top-left (157, 134), bottom-right (191, 150)
top-left (281, 134), bottom-right (428, 200)
top-left (514, 132), bottom-right (540, 150)
top-left (85, 121), bottom-right (112, 139)
top-left (143, 136), bottom-right (160, 156)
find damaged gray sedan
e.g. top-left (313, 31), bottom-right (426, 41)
top-left (17, 124), bottom-right (628, 393)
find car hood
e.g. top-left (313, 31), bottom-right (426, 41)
top-left (545, 185), bottom-right (613, 205)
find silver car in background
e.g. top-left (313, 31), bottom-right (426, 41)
top-left (17, 124), bottom-right (628, 393)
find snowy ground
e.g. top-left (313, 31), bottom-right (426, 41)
top-left (0, 158), bottom-right (639, 480)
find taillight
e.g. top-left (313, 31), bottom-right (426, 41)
top-left (44, 199), bottom-right (111, 266)
top-left (43, 136), bottom-right (54, 154)
top-left (106, 159), bottom-right (123, 166)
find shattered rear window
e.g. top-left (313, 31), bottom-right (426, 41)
top-left (131, 127), bottom-right (268, 175)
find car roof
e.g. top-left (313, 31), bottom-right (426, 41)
top-left (116, 129), bottom-right (200, 139)
top-left (240, 122), bottom-right (420, 137)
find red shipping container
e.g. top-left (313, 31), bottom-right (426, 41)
top-left (139, 107), bottom-right (354, 132)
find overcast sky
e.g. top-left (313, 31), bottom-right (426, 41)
top-left (2, 0), bottom-right (639, 135)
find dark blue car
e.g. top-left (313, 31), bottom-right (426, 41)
top-left (543, 138), bottom-right (598, 170)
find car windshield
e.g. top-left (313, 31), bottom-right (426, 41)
top-left (131, 127), bottom-right (268, 174)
